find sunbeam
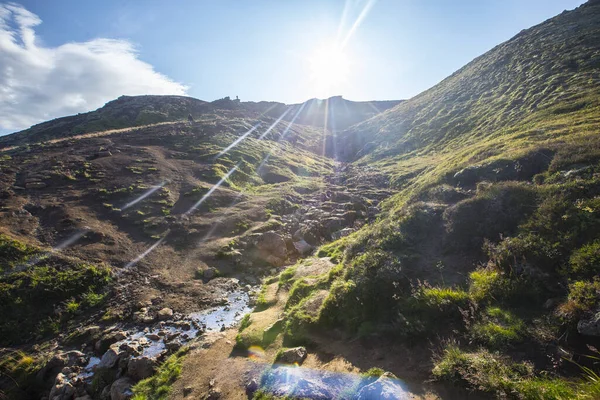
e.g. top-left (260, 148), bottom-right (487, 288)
top-left (184, 163), bottom-right (240, 215)
top-left (10, 228), bottom-right (89, 274)
top-left (258, 108), bottom-right (292, 140)
top-left (257, 103), bottom-right (307, 173)
top-left (124, 235), bottom-right (167, 269)
top-left (121, 181), bottom-right (167, 210)
top-left (215, 123), bottom-right (261, 159)
top-left (340, 0), bottom-right (377, 49)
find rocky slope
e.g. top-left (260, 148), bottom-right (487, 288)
top-left (2, 1), bottom-right (600, 400)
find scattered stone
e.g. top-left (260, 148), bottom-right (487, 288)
top-left (204, 268), bottom-right (217, 280)
top-left (127, 356), bottom-right (156, 380)
top-left (111, 377), bottom-right (135, 400)
top-left (48, 373), bottom-right (76, 400)
top-left (98, 347), bottom-right (122, 369)
top-left (158, 307), bottom-right (174, 320)
top-left (97, 150), bottom-right (112, 158)
top-left (147, 333), bottom-right (160, 341)
top-left (183, 386), bottom-right (194, 397)
top-left (166, 341), bottom-right (182, 351)
top-left (578, 312), bottom-right (600, 336)
top-left (207, 387), bottom-right (222, 399)
top-left (293, 240), bottom-right (313, 255)
top-left (275, 347), bottom-right (308, 365)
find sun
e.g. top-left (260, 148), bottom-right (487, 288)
top-left (308, 42), bottom-right (351, 98)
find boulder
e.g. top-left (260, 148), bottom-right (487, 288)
top-left (127, 356), bottom-right (156, 380)
top-left (158, 308), bottom-right (173, 320)
top-left (48, 373), bottom-right (76, 400)
top-left (204, 268), bottom-right (217, 280)
top-left (256, 231), bottom-right (287, 260)
top-left (98, 347), bottom-right (123, 369)
top-left (275, 347), bottom-right (307, 365)
top-left (111, 377), bottom-right (135, 400)
top-left (95, 331), bottom-right (127, 354)
top-left (293, 240), bottom-right (313, 256)
top-left (356, 372), bottom-right (406, 400)
top-left (578, 312), bottom-right (600, 336)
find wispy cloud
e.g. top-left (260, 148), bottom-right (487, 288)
top-left (0, 2), bottom-right (187, 132)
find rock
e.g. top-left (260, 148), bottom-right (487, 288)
top-left (275, 347), bottom-right (308, 365)
top-left (578, 312), bottom-right (600, 336)
top-left (133, 309), bottom-right (156, 324)
top-left (74, 396), bottom-right (93, 400)
top-left (127, 357), bottom-right (156, 380)
top-left (100, 384), bottom-right (112, 400)
top-left (256, 231), bottom-right (288, 261)
top-left (175, 321), bottom-right (191, 330)
top-left (48, 373), bottom-right (76, 400)
top-left (331, 228), bottom-right (353, 241)
top-left (356, 372), bottom-right (406, 399)
top-left (264, 254), bottom-right (285, 267)
top-left (26, 181), bottom-right (47, 189)
top-left (207, 387), bottom-right (222, 399)
top-left (183, 386), bottom-right (194, 396)
top-left (147, 333), bottom-right (160, 341)
top-left (293, 240), bottom-right (313, 255)
top-left (158, 308), bottom-right (174, 320)
top-left (97, 150), bottom-right (112, 158)
top-left (204, 268), bottom-right (217, 280)
top-left (111, 377), bottom-right (135, 400)
top-left (95, 331), bottom-right (126, 354)
top-left (245, 378), bottom-right (259, 396)
top-left (98, 347), bottom-right (122, 369)
top-left (166, 341), bottom-right (182, 351)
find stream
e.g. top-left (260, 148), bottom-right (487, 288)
top-left (77, 285), bottom-right (254, 381)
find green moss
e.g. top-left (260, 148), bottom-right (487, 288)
top-left (132, 348), bottom-right (188, 400)
top-left (0, 252), bottom-right (111, 345)
top-left (278, 266), bottom-right (297, 288)
top-left (569, 241), bottom-right (600, 278)
top-left (471, 307), bottom-right (525, 348)
top-left (432, 345), bottom-right (597, 399)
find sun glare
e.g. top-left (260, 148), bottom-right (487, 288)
top-left (308, 42), bottom-right (350, 97)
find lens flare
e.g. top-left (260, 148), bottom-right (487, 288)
top-left (215, 123), bottom-right (261, 159)
top-left (125, 235), bottom-right (167, 269)
top-left (121, 181), bottom-right (167, 210)
top-left (247, 346), bottom-right (266, 360)
top-left (10, 229), bottom-right (89, 274)
top-left (184, 163), bottom-right (239, 215)
top-left (258, 108), bottom-right (292, 140)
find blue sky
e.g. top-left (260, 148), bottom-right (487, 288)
top-left (0, 0), bottom-right (586, 134)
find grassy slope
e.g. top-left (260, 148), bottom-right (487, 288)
top-left (271, 1), bottom-right (600, 398)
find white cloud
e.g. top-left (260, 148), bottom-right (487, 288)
top-left (0, 2), bottom-right (187, 132)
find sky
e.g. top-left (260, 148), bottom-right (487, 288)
top-left (0, 0), bottom-right (587, 135)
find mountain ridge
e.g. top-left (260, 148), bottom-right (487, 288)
top-left (2, 1), bottom-right (600, 399)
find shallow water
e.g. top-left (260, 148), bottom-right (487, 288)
top-left (78, 287), bottom-right (252, 380)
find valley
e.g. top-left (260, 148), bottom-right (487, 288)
top-left (2, 1), bottom-right (600, 399)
